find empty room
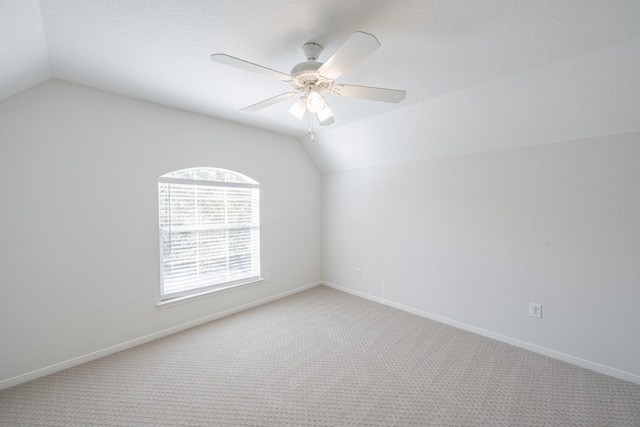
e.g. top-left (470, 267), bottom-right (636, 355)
top-left (1, 0), bottom-right (639, 425)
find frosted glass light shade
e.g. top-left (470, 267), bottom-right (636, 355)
top-left (306, 86), bottom-right (325, 113)
top-left (316, 103), bottom-right (334, 125)
top-left (289, 97), bottom-right (306, 120)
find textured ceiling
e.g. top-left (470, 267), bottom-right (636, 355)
top-left (2, 0), bottom-right (640, 141)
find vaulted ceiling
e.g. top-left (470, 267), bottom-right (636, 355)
top-left (2, 0), bottom-right (640, 170)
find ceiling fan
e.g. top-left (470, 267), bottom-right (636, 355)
top-left (210, 31), bottom-right (406, 133)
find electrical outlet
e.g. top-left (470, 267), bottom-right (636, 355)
top-left (265, 273), bottom-right (271, 282)
top-left (529, 303), bottom-right (542, 318)
top-left (355, 268), bottom-right (361, 277)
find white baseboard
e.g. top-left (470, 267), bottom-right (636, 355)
top-left (321, 281), bottom-right (640, 386)
top-left (0, 281), bottom-right (322, 391)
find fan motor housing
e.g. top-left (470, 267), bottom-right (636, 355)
top-left (290, 61), bottom-right (332, 90)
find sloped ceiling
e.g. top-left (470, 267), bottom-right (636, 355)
top-left (0, 0), bottom-right (51, 100)
top-left (2, 0), bottom-right (640, 169)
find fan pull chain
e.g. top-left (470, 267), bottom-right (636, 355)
top-left (308, 113), bottom-right (314, 142)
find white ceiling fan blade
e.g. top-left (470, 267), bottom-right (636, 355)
top-left (317, 31), bottom-right (380, 81)
top-left (240, 92), bottom-right (297, 112)
top-left (316, 103), bottom-right (334, 126)
top-left (331, 84), bottom-right (406, 103)
top-left (211, 54), bottom-right (291, 81)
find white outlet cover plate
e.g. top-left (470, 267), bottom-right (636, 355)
top-left (529, 303), bottom-right (542, 318)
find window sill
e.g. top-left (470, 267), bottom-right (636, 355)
top-left (156, 278), bottom-right (264, 309)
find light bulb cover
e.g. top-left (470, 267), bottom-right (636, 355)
top-left (316, 103), bottom-right (334, 125)
top-left (289, 97), bottom-right (307, 120)
top-left (306, 86), bottom-right (325, 113)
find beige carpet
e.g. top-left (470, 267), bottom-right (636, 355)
top-left (1, 285), bottom-right (639, 426)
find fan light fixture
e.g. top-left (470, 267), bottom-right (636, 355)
top-left (316, 104), bottom-right (333, 124)
top-left (288, 97), bottom-right (307, 120)
top-left (306, 85), bottom-right (325, 113)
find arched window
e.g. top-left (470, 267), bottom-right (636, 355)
top-left (158, 167), bottom-right (260, 301)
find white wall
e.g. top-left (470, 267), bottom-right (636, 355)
top-left (0, 79), bottom-right (322, 387)
top-left (323, 132), bottom-right (640, 383)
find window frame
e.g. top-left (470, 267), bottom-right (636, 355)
top-left (157, 168), bottom-right (261, 303)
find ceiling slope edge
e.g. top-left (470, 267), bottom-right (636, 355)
top-left (0, 0), bottom-right (52, 102)
top-left (303, 36), bottom-right (640, 173)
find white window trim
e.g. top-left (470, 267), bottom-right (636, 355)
top-left (158, 168), bottom-right (261, 303)
top-left (156, 277), bottom-right (264, 309)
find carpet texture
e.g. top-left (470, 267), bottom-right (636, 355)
top-left (1, 285), bottom-right (639, 426)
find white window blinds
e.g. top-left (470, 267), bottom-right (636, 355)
top-left (158, 168), bottom-right (260, 300)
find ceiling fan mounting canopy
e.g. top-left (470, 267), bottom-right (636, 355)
top-left (302, 42), bottom-right (322, 61)
top-left (210, 31), bottom-right (406, 129)
top-left (290, 43), bottom-right (332, 90)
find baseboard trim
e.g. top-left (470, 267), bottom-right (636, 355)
top-left (0, 281), bottom-right (322, 391)
top-left (322, 281), bottom-right (640, 386)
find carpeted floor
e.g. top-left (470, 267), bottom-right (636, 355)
top-left (1, 285), bottom-right (639, 426)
